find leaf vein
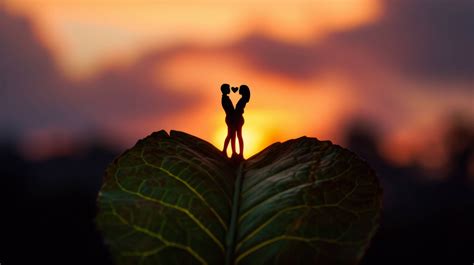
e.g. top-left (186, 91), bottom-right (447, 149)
top-left (140, 149), bottom-right (229, 230)
top-left (239, 162), bottom-right (354, 223)
top-left (113, 169), bottom-right (225, 253)
top-left (235, 235), bottom-right (368, 264)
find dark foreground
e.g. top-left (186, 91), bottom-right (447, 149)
top-left (1, 129), bottom-right (473, 265)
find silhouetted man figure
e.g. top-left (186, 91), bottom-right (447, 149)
top-left (221, 84), bottom-right (236, 156)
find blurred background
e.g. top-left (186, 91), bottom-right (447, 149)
top-left (0, 0), bottom-right (473, 264)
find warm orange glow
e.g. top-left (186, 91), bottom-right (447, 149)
top-left (4, 0), bottom-right (381, 78)
top-left (3, 0), bottom-right (472, 169)
top-left (211, 108), bottom-right (290, 158)
top-left (213, 124), bottom-right (264, 159)
top-left (152, 49), bottom-right (357, 157)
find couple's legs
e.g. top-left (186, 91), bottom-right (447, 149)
top-left (223, 126), bottom-right (236, 156)
top-left (223, 126), bottom-right (243, 157)
top-left (236, 127), bottom-right (243, 157)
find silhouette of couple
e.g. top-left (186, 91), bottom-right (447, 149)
top-left (221, 84), bottom-right (250, 159)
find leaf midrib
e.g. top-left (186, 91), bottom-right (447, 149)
top-left (225, 162), bottom-right (244, 265)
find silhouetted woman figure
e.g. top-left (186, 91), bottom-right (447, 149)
top-left (221, 84), bottom-right (236, 156)
top-left (234, 84), bottom-right (250, 158)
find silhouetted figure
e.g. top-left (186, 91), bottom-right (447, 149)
top-left (220, 83), bottom-right (251, 159)
top-left (221, 84), bottom-right (236, 156)
top-left (234, 85), bottom-right (250, 158)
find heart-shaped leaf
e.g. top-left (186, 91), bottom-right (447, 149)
top-left (97, 130), bottom-right (382, 265)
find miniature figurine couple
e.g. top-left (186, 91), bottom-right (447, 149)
top-left (221, 83), bottom-right (250, 159)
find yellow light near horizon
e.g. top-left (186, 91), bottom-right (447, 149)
top-left (156, 48), bottom-right (358, 156)
top-left (212, 124), bottom-right (265, 159)
top-left (210, 107), bottom-right (283, 158)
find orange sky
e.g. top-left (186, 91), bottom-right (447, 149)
top-left (4, 0), bottom-right (381, 77)
top-left (2, 0), bottom-right (473, 167)
top-left (4, 0), bottom-right (381, 157)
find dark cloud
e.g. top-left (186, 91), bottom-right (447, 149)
top-left (230, 33), bottom-right (325, 79)
top-left (72, 51), bottom-right (198, 127)
top-left (332, 0), bottom-right (474, 80)
top-left (0, 8), bottom-right (198, 138)
top-left (0, 8), bottom-right (68, 130)
top-left (230, 0), bottom-right (474, 82)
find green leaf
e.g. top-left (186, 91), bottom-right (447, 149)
top-left (97, 130), bottom-right (382, 265)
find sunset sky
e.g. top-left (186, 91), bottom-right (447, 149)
top-left (1, 0), bottom-right (473, 168)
